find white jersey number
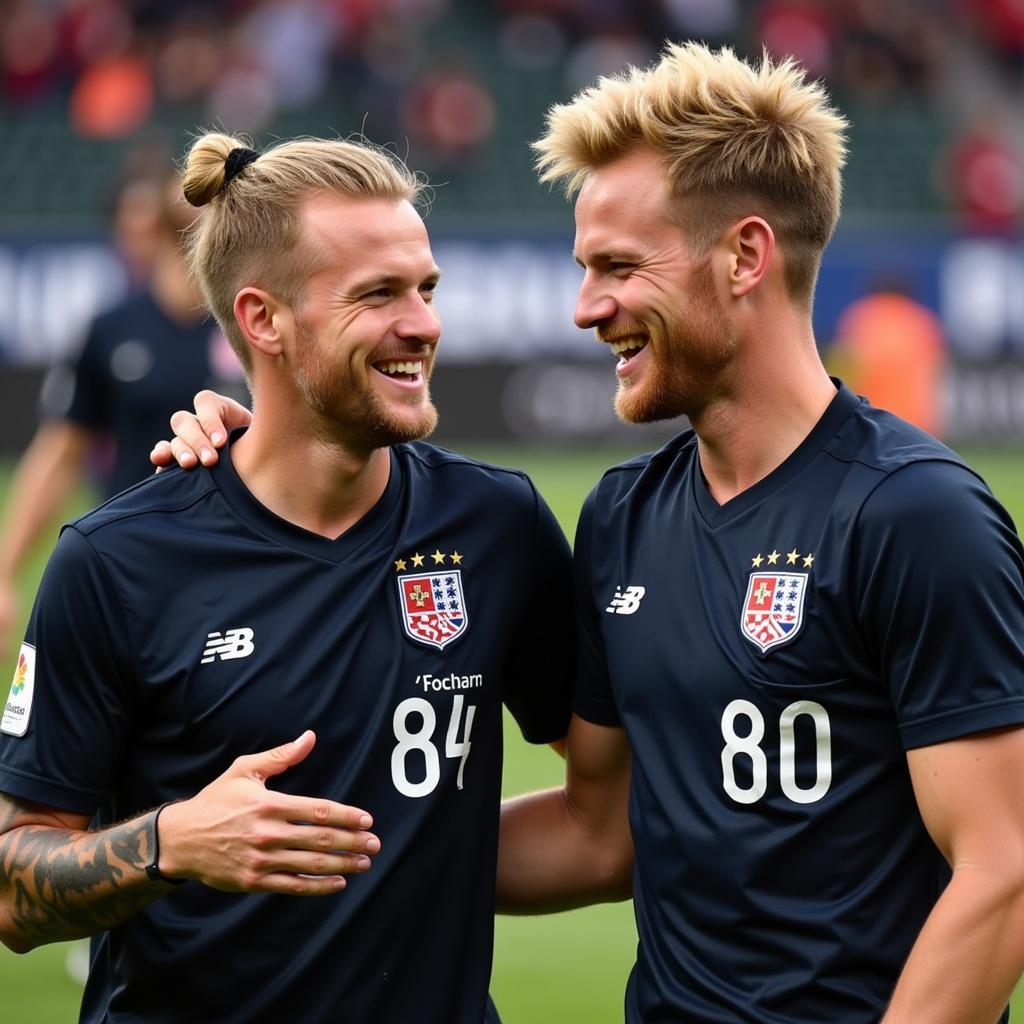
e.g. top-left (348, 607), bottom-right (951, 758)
top-left (391, 695), bottom-right (476, 798)
top-left (721, 699), bottom-right (832, 805)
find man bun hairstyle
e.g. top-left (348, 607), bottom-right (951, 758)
top-left (181, 132), bottom-right (247, 207)
top-left (182, 132), bottom-right (425, 372)
top-left (534, 42), bottom-right (849, 305)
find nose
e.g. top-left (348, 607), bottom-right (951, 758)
top-left (397, 293), bottom-right (441, 345)
top-left (574, 273), bottom-right (617, 330)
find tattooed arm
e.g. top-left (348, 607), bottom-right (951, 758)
top-left (0, 731), bottom-right (381, 954)
top-left (0, 793), bottom-right (173, 953)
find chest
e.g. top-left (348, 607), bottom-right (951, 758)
top-left (594, 490), bottom-right (900, 804)
top-left (105, 524), bottom-right (521, 807)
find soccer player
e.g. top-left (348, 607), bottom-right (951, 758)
top-left (0, 134), bottom-right (573, 1023)
top-left (0, 168), bottom-right (243, 663)
top-left (499, 42), bottom-right (1024, 1023)
top-left (151, 46), bottom-right (1024, 1023)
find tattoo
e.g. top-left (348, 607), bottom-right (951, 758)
top-left (0, 793), bottom-right (168, 948)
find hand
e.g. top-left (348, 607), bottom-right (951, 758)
top-left (149, 389), bottom-right (252, 471)
top-left (158, 731), bottom-right (380, 895)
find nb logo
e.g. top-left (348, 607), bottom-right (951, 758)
top-left (201, 627), bottom-right (255, 664)
top-left (605, 586), bottom-right (646, 615)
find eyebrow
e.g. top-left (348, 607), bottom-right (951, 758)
top-left (572, 251), bottom-right (637, 269)
top-left (351, 268), bottom-right (442, 292)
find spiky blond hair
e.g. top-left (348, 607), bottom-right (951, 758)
top-left (534, 42), bottom-right (848, 302)
top-left (182, 132), bottom-right (424, 372)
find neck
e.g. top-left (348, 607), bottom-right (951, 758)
top-left (230, 397), bottom-right (391, 540)
top-left (692, 313), bottom-right (836, 506)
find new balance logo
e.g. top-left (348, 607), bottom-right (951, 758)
top-left (605, 586), bottom-right (646, 615)
top-left (201, 627), bottom-right (255, 664)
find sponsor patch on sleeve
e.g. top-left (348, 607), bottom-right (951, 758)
top-left (2, 642), bottom-right (36, 737)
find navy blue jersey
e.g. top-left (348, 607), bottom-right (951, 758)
top-left (0, 438), bottom-right (574, 1024)
top-left (574, 383), bottom-right (1024, 1023)
top-left (44, 290), bottom-right (244, 496)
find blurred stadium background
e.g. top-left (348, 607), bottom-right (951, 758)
top-left (1, 0), bottom-right (1023, 1020)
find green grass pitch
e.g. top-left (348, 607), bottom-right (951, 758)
top-left (0, 443), bottom-right (1022, 1021)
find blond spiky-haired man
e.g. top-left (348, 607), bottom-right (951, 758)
top-left (496, 41), bottom-right (1024, 1023)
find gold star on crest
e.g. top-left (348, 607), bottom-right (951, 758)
top-left (767, 550), bottom-right (780, 565)
top-left (803, 553), bottom-right (815, 568)
top-left (411, 553), bottom-right (425, 567)
top-left (394, 558), bottom-right (407, 572)
top-left (751, 554), bottom-right (764, 568)
top-left (451, 551), bottom-right (463, 565)
top-left (432, 549), bottom-right (446, 565)
top-left (786, 549), bottom-right (800, 565)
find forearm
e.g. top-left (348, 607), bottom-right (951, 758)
top-left (0, 807), bottom-right (169, 953)
top-left (0, 423), bottom-right (87, 579)
top-left (883, 864), bottom-right (1024, 1024)
top-left (496, 787), bottom-right (632, 914)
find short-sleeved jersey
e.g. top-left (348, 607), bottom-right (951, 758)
top-left (44, 289), bottom-right (243, 497)
top-left (0, 438), bottom-right (574, 1024)
top-left (573, 383), bottom-right (1024, 1023)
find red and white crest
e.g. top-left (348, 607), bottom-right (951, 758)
top-left (398, 570), bottom-right (468, 650)
top-left (741, 573), bottom-right (808, 653)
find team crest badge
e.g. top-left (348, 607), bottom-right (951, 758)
top-left (741, 573), bottom-right (808, 653)
top-left (398, 570), bottom-right (468, 650)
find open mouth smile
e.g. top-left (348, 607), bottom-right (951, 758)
top-left (609, 337), bottom-right (649, 373)
top-left (373, 360), bottom-right (425, 387)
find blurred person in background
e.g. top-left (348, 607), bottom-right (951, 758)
top-left (828, 275), bottom-right (948, 436)
top-left (0, 168), bottom-right (243, 664)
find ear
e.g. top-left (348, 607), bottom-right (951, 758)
top-left (722, 217), bottom-right (774, 299)
top-left (234, 287), bottom-right (288, 359)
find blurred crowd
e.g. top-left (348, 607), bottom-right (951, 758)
top-left (0, 0), bottom-right (1022, 228)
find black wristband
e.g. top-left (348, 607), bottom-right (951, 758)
top-left (145, 802), bottom-right (186, 885)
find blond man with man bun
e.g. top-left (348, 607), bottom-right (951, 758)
top-left (0, 132), bottom-right (575, 1023)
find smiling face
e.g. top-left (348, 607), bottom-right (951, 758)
top-left (572, 148), bottom-right (736, 423)
top-left (287, 193), bottom-right (442, 449)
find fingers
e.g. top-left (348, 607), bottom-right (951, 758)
top-left (195, 388), bottom-right (250, 440)
top-left (149, 439), bottom-right (176, 468)
top-left (210, 820), bottom-right (381, 895)
top-left (165, 409), bottom-right (214, 468)
top-left (233, 730), bottom-right (317, 783)
top-left (257, 846), bottom-right (376, 877)
top-left (239, 824), bottom-right (381, 893)
top-left (193, 390), bottom-right (229, 454)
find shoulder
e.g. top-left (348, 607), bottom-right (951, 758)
top-left (827, 399), bottom-right (963, 478)
top-left (70, 466), bottom-right (218, 542)
top-left (857, 457), bottom-right (1020, 562)
top-left (396, 442), bottom-right (543, 509)
top-left (829, 402), bottom-right (1004, 522)
top-left (584, 429), bottom-right (697, 517)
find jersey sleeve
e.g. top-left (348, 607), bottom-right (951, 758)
top-left (62, 321), bottom-right (110, 430)
top-left (571, 487), bottom-right (620, 727)
top-left (854, 459), bottom-right (1024, 749)
top-left (0, 526), bottom-right (135, 812)
top-left (499, 482), bottom-right (576, 744)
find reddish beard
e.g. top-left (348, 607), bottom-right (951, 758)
top-left (614, 258), bottom-right (735, 424)
top-left (292, 317), bottom-right (439, 448)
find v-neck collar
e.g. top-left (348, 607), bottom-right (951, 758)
top-left (693, 382), bottom-right (861, 528)
top-left (210, 429), bottom-right (404, 563)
